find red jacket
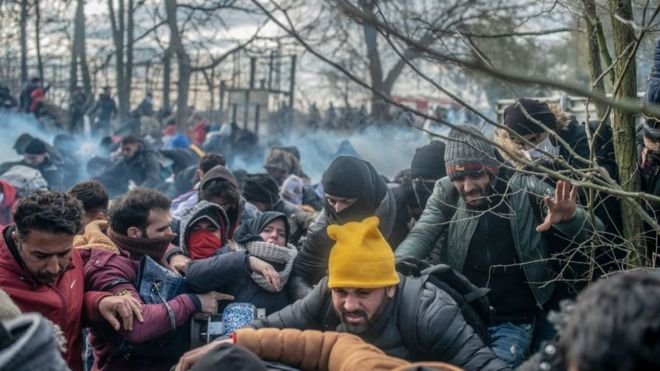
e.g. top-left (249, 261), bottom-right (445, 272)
top-left (0, 180), bottom-right (17, 226)
top-left (0, 225), bottom-right (109, 371)
top-left (79, 247), bottom-right (198, 371)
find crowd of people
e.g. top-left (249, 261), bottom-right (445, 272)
top-left (1, 49), bottom-right (660, 371)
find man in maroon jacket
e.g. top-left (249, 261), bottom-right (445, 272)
top-left (0, 190), bottom-right (143, 371)
top-left (79, 188), bottom-right (228, 370)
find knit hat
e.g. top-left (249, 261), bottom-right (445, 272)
top-left (502, 98), bottom-right (557, 136)
top-left (444, 125), bottom-right (499, 181)
top-left (281, 174), bottom-right (304, 205)
top-left (242, 174), bottom-right (280, 205)
top-left (23, 138), bottom-right (47, 155)
top-left (13, 134), bottom-right (34, 155)
top-left (327, 216), bottom-right (399, 289)
top-left (410, 140), bottom-right (446, 179)
top-left (322, 156), bottom-right (373, 199)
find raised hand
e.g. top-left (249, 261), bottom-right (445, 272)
top-left (536, 180), bottom-right (577, 233)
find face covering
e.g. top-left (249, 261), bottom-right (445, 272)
top-left (412, 180), bottom-right (435, 209)
top-left (187, 229), bottom-right (222, 259)
top-left (524, 136), bottom-right (560, 161)
top-left (108, 229), bottom-right (175, 262)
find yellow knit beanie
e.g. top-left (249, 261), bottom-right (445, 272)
top-left (327, 216), bottom-right (400, 289)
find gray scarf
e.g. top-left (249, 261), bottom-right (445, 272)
top-left (239, 241), bottom-right (297, 292)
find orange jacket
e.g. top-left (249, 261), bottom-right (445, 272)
top-left (234, 328), bottom-right (463, 371)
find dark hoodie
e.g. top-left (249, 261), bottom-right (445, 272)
top-left (198, 165), bottom-right (261, 238)
top-left (288, 156), bottom-right (411, 300)
top-left (178, 201), bottom-right (230, 259)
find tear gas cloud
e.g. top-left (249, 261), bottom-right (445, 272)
top-left (232, 125), bottom-right (432, 183)
top-left (0, 111), bottom-right (437, 188)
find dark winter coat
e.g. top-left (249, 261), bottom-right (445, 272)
top-left (89, 94), bottom-right (117, 122)
top-left (288, 183), bottom-right (411, 300)
top-left (96, 140), bottom-right (161, 196)
top-left (186, 250), bottom-right (290, 315)
top-left (252, 275), bottom-right (510, 371)
top-left (394, 172), bottom-right (604, 308)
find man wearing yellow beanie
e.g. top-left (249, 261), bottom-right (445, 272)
top-left (246, 217), bottom-right (510, 371)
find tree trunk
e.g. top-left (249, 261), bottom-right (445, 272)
top-left (608, 0), bottom-right (644, 266)
top-left (124, 0), bottom-right (134, 115)
top-left (165, 0), bottom-right (191, 132)
top-left (581, 0), bottom-right (608, 121)
top-left (77, 0), bottom-right (92, 99)
top-left (162, 46), bottom-right (172, 110)
top-left (19, 0), bottom-right (29, 83)
top-left (34, 0), bottom-right (43, 82)
top-left (109, 0), bottom-right (129, 121)
top-left (359, 0), bottom-right (388, 121)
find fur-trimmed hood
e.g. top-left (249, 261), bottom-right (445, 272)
top-left (495, 104), bottom-right (570, 168)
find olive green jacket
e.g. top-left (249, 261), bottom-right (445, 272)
top-left (395, 174), bottom-right (604, 307)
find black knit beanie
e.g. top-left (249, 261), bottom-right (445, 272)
top-left (322, 156), bottom-right (371, 199)
top-left (23, 138), bottom-right (47, 155)
top-left (503, 98), bottom-right (557, 136)
top-left (410, 140), bottom-right (446, 179)
top-left (242, 173), bottom-right (280, 205)
top-left (444, 125), bottom-right (499, 181)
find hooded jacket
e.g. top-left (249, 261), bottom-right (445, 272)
top-left (288, 157), bottom-right (411, 300)
top-left (199, 165), bottom-right (260, 240)
top-left (0, 225), bottom-right (110, 371)
top-left (178, 201), bottom-right (230, 259)
top-left (96, 139), bottom-right (161, 196)
top-left (252, 276), bottom-right (509, 371)
top-left (186, 213), bottom-right (295, 315)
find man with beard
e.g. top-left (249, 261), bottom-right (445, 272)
top-left (169, 217), bottom-right (509, 370)
top-left (96, 135), bottom-right (161, 196)
top-left (287, 156), bottom-right (411, 300)
top-left (243, 217), bottom-right (507, 370)
top-left (78, 188), bottom-right (226, 370)
top-left (0, 191), bottom-right (143, 371)
top-left (394, 126), bottom-right (603, 368)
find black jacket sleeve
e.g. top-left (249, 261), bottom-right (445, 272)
top-left (139, 151), bottom-right (162, 189)
top-left (287, 212), bottom-right (333, 301)
top-left (416, 282), bottom-right (511, 371)
top-left (185, 251), bottom-right (251, 293)
top-left (253, 277), bottom-right (329, 331)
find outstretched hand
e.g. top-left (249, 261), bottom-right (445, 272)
top-left (536, 180), bottom-right (577, 233)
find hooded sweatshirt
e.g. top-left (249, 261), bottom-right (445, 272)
top-left (179, 201), bottom-right (230, 259)
top-left (198, 165), bottom-right (261, 238)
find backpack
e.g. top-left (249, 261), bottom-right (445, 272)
top-left (0, 165), bottom-right (48, 196)
top-left (397, 262), bottom-right (493, 353)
